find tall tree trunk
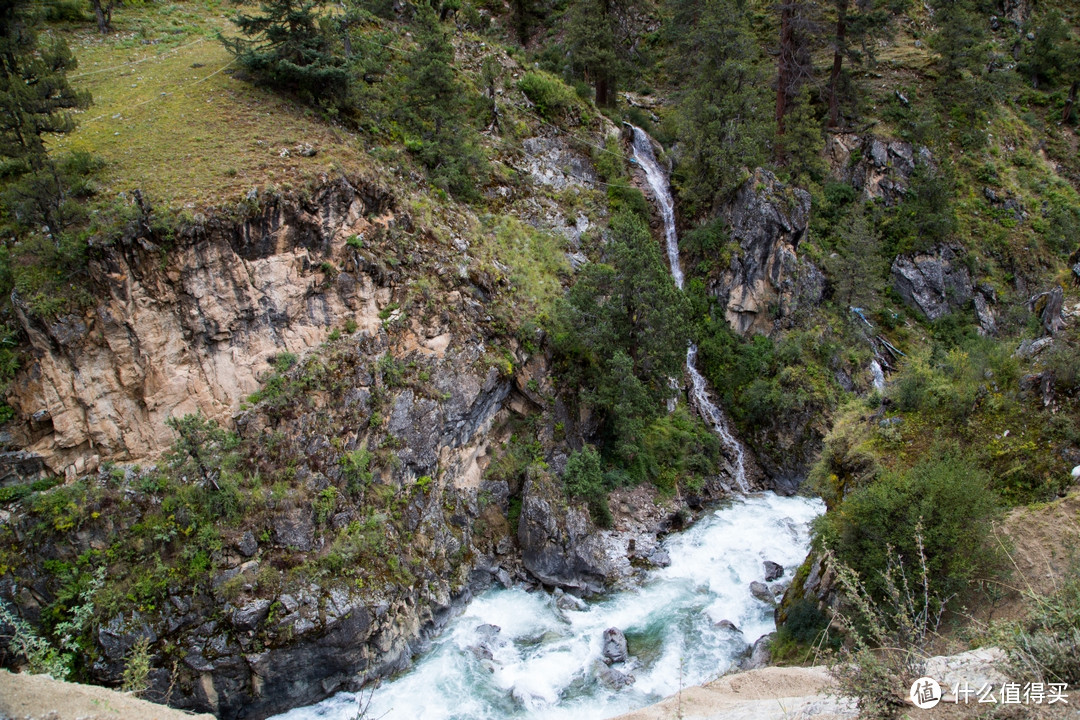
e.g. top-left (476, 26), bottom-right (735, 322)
top-left (596, 73), bottom-right (611, 107)
top-left (775, 1), bottom-right (795, 159)
top-left (91, 0), bottom-right (111, 33)
top-left (827, 0), bottom-right (848, 128)
top-left (1064, 80), bottom-right (1078, 124)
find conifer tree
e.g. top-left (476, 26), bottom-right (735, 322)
top-left (566, 0), bottom-right (629, 106)
top-left (0, 0), bottom-right (91, 233)
top-left (223, 0), bottom-right (349, 106)
top-left (398, 5), bottom-right (485, 198)
top-left (669, 0), bottom-right (771, 211)
top-left (0, 2), bottom-right (90, 173)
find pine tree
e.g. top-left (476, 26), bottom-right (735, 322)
top-left (398, 6), bottom-right (485, 198)
top-left (0, 0), bottom-right (92, 233)
top-left (669, 0), bottom-right (772, 212)
top-left (779, 84), bottom-right (826, 187)
top-left (222, 0), bottom-right (349, 106)
top-left (0, 2), bottom-right (90, 173)
top-left (566, 0), bottom-right (629, 106)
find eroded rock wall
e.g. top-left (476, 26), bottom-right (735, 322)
top-left (6, 179), bottom-right (394, 477)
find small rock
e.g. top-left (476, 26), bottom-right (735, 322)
top-left (231, 598), bottom-right (272, 631)
top-left (764, 561), bottom-right (784, 582)
top-left (470, 643), bottom-right (494, 661)
top-left (475, 623), bottom-right (501, 639)
top-left (554, 589), bottom-right (587, 612)
top-left (717, 619), bottom-right (740, 633)
top-left (750, 581), bottom-right (775, 605)
top-left (602, 627), bottom-right (628, 665)
top-left (596, 663), bottom-right (636, 689)
top-left (237, 531), bottom-right (258, 558)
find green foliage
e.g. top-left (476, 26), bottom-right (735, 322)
top-left (565, 0), bottom-right (628, 106)
top-left (593, 136), bottom-right (650, 218)
top-left (814, 454), bottom-right (1002, 606)
top-left (668, 0), bottom-right (771, 212)
top-left (0, 566), bottom-right (102, 680)
top-left (314, 486), bottom-right (338, 525)
top-left (165, 414), bottom-right (241, 494)
top-left (1018, 9), bottom-right (1079, 90)
top-left (120, 636), bottom-right (153, 695)
top-left (518, 71), bottom-right (578, 120)
top-left (562, 445), bottom-right (612, 528)
top-left (879, 163), bottom-right (956, 256)
top-left (552, 211), bottom-right (690, 470)
top-left (0, 2), bottom-right (91, 173)
top-left (821, 201), bottom-right (886, 309)
top-left (340, 448), bottom-right (373, 495)
top-left (827, 527), bottom-right (951, 720)
top-left (778, 85), bottom-right (826, 187)
top-left (695, 322), bottom-right (838, 436)
top-left (396, 5), bottom-right (486, 199)
top-left (1008, 567), bottom-right (1080, 685)
top-left (222, 0), bottom-right (349, 106)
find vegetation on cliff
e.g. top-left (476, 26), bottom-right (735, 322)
top-left (0, 0), bottom-right (1079, 714)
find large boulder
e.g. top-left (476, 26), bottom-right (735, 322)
top-left (602, 627), bottom-right (629, 665)
top-left (890, 244), bottom-right (973, 321)
top-left (711, 169), bottom-right (821, 335)
top-left (517, 469), bottom-right (615, 595)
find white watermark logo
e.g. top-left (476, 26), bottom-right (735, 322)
top-left (910, 677), bottom-right (1070, 709)
top-left (910, 677), bottom-right (942, 709)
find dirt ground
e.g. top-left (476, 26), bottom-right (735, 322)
top-left (0, 670), bottom-right (214, 720)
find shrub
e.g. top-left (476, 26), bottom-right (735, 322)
top-left (563, 445), bottom-right (612, 528)
top-left (518, 71), bottom-right (578, 120)
top-left (828, 527), bottom-right (950, 720)
top-left (1008, 568), bottom-right (1080, 685)
top-left (814, 453), bottom-right (1002, 606)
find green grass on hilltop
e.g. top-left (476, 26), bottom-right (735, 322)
top-left (50, 2), bottom-right (372, 210)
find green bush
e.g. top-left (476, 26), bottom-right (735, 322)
top-left (563, 445), bottom-right (612, 527)
top-left (814, 453), bottom-right (1002, 606)
top-left (518, 70), bottom-right (579, 120)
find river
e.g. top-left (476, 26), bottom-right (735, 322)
top-left (271, 493), bottom-right (823, 720)
top-left (271, 127), bottom-right (823, 720)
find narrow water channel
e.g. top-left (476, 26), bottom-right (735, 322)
top-left (271, 493), bottom-right (823, 720)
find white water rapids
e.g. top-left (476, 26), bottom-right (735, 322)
top-left (627, 126), bottom-right (748, 492)
top-left (271, 495), bottom-right (823, 720)
top-left (271, 127), bottom-right (823, 720)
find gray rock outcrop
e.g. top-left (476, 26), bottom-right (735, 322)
top-left (827, 133), bottom-right (932, 205)
top-left (602, 627), bottom-right (629, 664)
top-left (710, 169), bottom-right (821, 336)
top-left (890, 244), bottom-right (973, 320)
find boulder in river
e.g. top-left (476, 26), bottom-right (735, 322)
top-left (764, 560), bottom-right (784, 581)
top-left (596, 662), bottom-right (636, 689)
top-left (740, 632), bottom-right (774, 670)
top-left (602, 627), bottom-right (629, 664)
top-left (750, 581), bottom-right (776, 605)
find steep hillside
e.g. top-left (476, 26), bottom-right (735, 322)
top-left (0, 0), bottom-right (1079, 717)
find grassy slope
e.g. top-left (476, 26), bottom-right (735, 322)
top-left (49, 2), bottom-right (372, 210)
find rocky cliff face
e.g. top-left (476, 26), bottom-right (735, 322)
top-left (710, 169), bottom-right (823, 336)
top-left (826, 133), bottom-right (932, 206)
top-left (6, 178), bottom-right (396, 479)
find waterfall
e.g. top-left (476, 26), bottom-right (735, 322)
top-left (628, 126), bottom-right (748, 492)
top-left (870, 359), bottom-right (885, 393)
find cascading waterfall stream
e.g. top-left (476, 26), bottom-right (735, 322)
top-left (628, 126), bottom-right (748, 492)
top-left (271, 127), bottom-right (824, 720)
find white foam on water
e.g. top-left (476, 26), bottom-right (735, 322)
top-left (270, 493), bottom-right (824, 720)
